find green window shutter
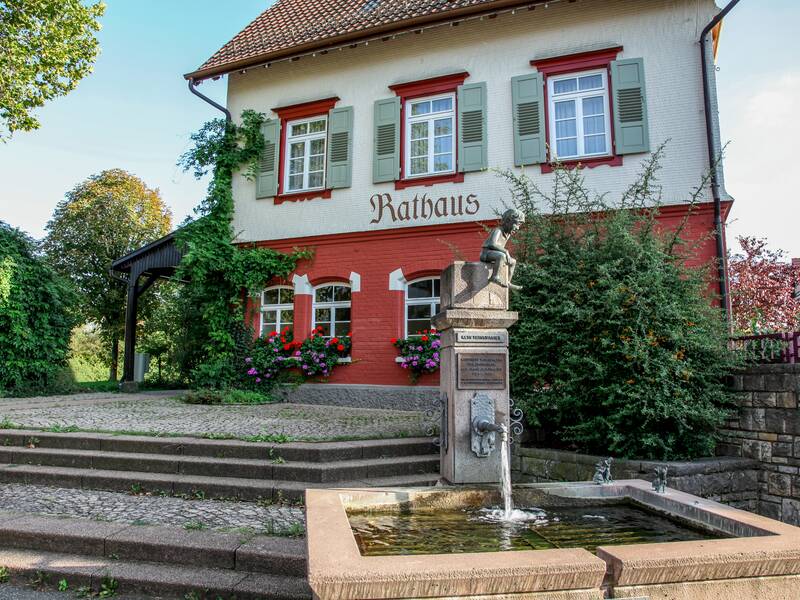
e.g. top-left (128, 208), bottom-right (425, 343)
top-left (511, 73), bottom-right (546, 166)
top-left (610, 58), bottom-right (650, 155)
top-left (373, 97), bottom-right (400, 183)
top-left (327, 106), bottom-right (354, 189)
top-left (457, 82), bottom-right (488, 173)
top-left (256, 118), bottom-right (281, 199)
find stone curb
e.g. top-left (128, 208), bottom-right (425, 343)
top-left (0, 512), bottom-right (306, 575)
top-left (0, 546), bottom-right (311, 600)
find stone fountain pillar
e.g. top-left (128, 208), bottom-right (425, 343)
top-left (433, 261), bottom-right (519, 484)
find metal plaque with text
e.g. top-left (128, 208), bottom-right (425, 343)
top-left (457, 353), bottom-right (506, 390)
top-left (455, 331), bottom-right (507, 345)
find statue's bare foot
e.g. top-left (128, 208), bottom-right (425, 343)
top-left (489, 276), bottom-right (507, 287)
top-left (508, 282), bottom-right (522, 291)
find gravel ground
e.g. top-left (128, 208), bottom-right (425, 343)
top-left (0, 392), bottom-right (428, 441)
top-left (0, 585), bottom-right (74, 599)
top-left (0, 483), bottom-right (304, 535)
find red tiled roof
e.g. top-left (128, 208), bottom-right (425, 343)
top-left (187, 0), bottom-right (532, 80)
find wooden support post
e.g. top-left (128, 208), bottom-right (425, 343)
top-left (121, 270), bottom-right (141, 386)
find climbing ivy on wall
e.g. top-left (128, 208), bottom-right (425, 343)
top-left (177, 110), bottom-right (311, 387)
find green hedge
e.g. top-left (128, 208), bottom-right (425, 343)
top-left (0, 222), bottom-right (77, 395)
top-left (503, 148), bottom-right (738, 460)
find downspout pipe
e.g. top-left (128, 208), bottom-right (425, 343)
top-left (700, 0), bottom-right (741, 321)
top-left (188, 78), bottom-right (231, 122)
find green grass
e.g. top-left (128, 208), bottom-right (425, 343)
top-left (181, 388), bottom-right (277, 406)
top-left (74, 380), bottom-right (120, 393)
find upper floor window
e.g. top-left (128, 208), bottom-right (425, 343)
top-left (405, 277), bottom-right (440, 336)
top-left (284, 116), bottom-right (327, 193)
top-left (313, 283), bottom-right (351, 338)
top-left (547, 69), bottom-right (611, 161)
top-left (405, 94), bottom-right (455, 178)
top-left (261, 286), bottom-right (294, 336)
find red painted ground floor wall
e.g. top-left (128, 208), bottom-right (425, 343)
top-left (242, 201), bottom-right (731, 387)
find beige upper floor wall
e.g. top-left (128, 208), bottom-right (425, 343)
top-left (227, 0), bottom-right (723, 243)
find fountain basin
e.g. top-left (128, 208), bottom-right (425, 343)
top-left (306, 480), bottom-right (800, 599)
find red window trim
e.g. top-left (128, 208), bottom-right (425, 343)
top-left (272, 96), bottom-right (339, 204)
top-left (390, 72), bottom-right (469, 190)
top-left (531, 47), bottom-right (624, 174)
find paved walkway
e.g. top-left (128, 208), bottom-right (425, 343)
top-left (0, 484), bottom-right (304, 535)
top-left (0, 392), bottom-right (428, 441)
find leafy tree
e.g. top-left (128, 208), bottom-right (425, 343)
top-left (729, 236), bottom-right (800, 334)
top-left (43, 169), bottom-right (172, 380)
top-left (138, 281), bottom-right (186, 384)
top-left (503, 146), bottom-right (738, 460)
top-left (68, 323), bottom-right (108, 382)
top-left (0, 0), bottom-right (105, 139)
top-left (0, 221), bottom-right (77, 395)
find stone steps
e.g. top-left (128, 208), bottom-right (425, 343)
top-left (0, 511), bottom-right (311, 598)
top-left (0, 463), bottom-right (439, 501)
top-left (0, 430), bottom-right (434, 461)
top-left (0, 446), bottom-right (439, 483)
top-left (0, 430), bottom-right (440, 501)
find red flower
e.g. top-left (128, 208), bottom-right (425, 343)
top-left (421, 335), bottom-right (429, 342)
top-left (280, 337), bottom-right (286, 343)
top-left (283, 344), bottom-right (291, 351)
top-left (390, 337), bottom-right (397, 344)
top-left (316, 325), bottom-right (323, 332)
top-left (337, 344), bottom-right (345, 352)
top-left (282, 326), bottom-right (289, 333)
top-left (269, 331), bottom-right (278, 338)
top-left (331, 337), bottom-right (339, 344)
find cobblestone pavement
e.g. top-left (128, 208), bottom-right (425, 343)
top-left (0, 484), bottom-right (305, 535)
top-left (0, 392), bottom-right (428, 441)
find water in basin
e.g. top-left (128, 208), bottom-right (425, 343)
top-left (348, 501), bottom-right (724, 556)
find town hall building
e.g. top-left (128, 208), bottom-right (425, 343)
top-left (180, 0), bottom-right (731, 391)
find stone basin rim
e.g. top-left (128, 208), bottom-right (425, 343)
top-left (306, 479), bottom-right (800, 599)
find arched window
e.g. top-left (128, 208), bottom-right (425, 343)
top-left (313, 283), bottom-right (351, 338)
top-left (405, 277), bottom-right (440, 336)
top-left (260, 286), bottom-right (294, 336)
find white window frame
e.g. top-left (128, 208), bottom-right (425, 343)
top-left (283, 115), bottom-right (327, 193)
top-left (547, 69), bottom-right (612, 161)
top-left (404, 277), bottom-right (441, 337)
top-left (404, 93), bottom-right (456, 179)
top-left (312, 283), bottom-right (351, 339)
top-left (260, 286), bottom-right (295, 337)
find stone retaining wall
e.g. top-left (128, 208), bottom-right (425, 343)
top-left (512, 447), bottom-right (759, 512)
top-left (274, 383), bottom-right (437, 411)
top-left (718, 363), bottom-right (800, 523)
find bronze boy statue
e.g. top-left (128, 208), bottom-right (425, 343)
top-left (480, 208), bottom-right (525, 290)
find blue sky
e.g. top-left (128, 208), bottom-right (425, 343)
top-left (1, 1), bottom-right (798, 257)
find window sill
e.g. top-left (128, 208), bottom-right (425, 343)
top-left (274, 189), bottom-right (332, 205)
top-left (395, 172), bottom-right (465, 190)
top-left (540, 154), bottom-right (622, 174)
